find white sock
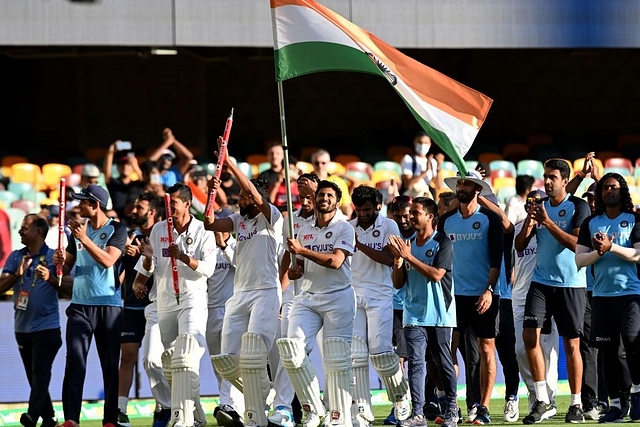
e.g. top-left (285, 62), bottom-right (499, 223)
top-left (631, 384), bottom-right (640, 394)
top-left (610, 398), bottom-right (621, 410)
top-left (534, 381), bottom-right (549, 404)
top-left (570, 394), bottom-right (581, 407)
top-left (118, 396), bottom-right (129, 414)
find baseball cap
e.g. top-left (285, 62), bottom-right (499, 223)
top-left (72, 184), bottom-right (110, 208)
top-left (582, 183), bottom-right (596, 198)
top-left (48, 205), bottom-right (60, 217)
top-left (525, 189), bottom-right (547, 205)
top-left (81, 163), bottom-right (101, 178)
top-left (160, 149), bottom-right (176, 160)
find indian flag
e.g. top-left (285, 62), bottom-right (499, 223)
top-left (271, 0), bottom-right (493, 173)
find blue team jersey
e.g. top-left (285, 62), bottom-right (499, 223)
top-left (577, 211), bottom-right (640, 297)
top-left (498, 257), bottom-right (511, 299)
top-left (68, 219), bottom-right (128, 306)
top-left (439, 205), bottom-right (503, 296)
top-left (532, 195), bottom-right (590, 288)
top-left (393, 230), bottom-right (416, 310)
top-left (403, 231), bottom-right (456, 327)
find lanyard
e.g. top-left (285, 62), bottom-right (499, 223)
top-left (20, 254), bottom-right (46, 290)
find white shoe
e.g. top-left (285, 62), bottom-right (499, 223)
top-left (303, 412), bottom-right (321, 427)
top-left (351, 414), bottom-right (372, 427)
top-left (394, 399), bottom-right (411, 422)
top-left (465, 405), bottom-right (478, 424)
top-left (503, 396), bottom-right (520, 422)
top-left (269, 407), bottom-right (295, 427)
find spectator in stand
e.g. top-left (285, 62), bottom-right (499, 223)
top-left (80, 163), bottom-right (101, 187)
top-left (505, 175), bottom-right (535, 225)
top-left (267, 158), bottom-right (301, 213)
top-left (148, 128), bottom-right (194, 188)
top-left (257, 141), bottom-right (285, 186)
top-left (219, 163), bottom-right (241, 209)
top-left (39, 205), bottom-right (69, 251)
top-left (310, 149), bottom-right (353, 218)
top-left (139, 160), bottom-right (166, 198)
top-left (0, 214), bottom-right (72, 427)
top-left (400, 131), bottom-right (444, 199)
top-left (103, 141), bottom-right (145, 225)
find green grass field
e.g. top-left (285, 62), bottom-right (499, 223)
top-left (55, 395), bottom-right (601, 427)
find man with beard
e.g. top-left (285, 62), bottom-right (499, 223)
top-left (206, 136), bottom-right (284, 427)
top-left (439, 170), bottom-right (503, 425)
top-left (575, 173), bottom-right (640, 422)
top-left (116, 192), bottom-right (172, 427)
top-left (515, 159), bottom-right (590, 424)
top-left (269, 173), bottom-right (321, 427)
top-left (277, 180), bottom-right (356, 427)
top-left (132, 184), bottom-right (216, 427)
top-left (348, 185), bottom-right (409, 427)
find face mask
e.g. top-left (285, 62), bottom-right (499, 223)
top-left (415, 143), bottom-right (431, 155)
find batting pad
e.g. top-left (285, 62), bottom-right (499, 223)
top-left (276, 338), bottom-right (326, 417)
top-left (161, 347), bottom-right (174, 387)
top-left (323, 338), bottom-right (353, 427)
top-left (171, 334), bottom-right (202, 427)
top-left (239, 332), bottom-right (270, 426)
top-left (350, 336), bottom-right (374, 422)
top-left (211, 353), bottom-right (244, 393)
top-left (370, 352), bottom-right (410, 403)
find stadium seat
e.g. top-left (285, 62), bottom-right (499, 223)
top-left (7, 182), bottom-right (35, 199)
top-left (345, 161), bottom-right (373, 178)
top-left (497, 187), bottom-right (517, 205)
top-left (327, 161), bottom-right (346, 176)
top-left (386, 145), bottom-right (413, 163)
top-left (489, 160), bottom-right (517, 177)
top-left (517, 159), bottom-right (545, 180)
top-left (1, 155), bottom-right (29, 167)
top-left (573, 157), bottom-right (604, 177)
top-left (0, 190), bottom-right (18, 207)
top-left (373, 161), bottom-right (403, 178)
top-left (5, 207), bottom-right (26, 250)
top-left (11, 199), bottom-right (36, 214)
top-left (245, 153), bottom-right (268, 165)
top-left (299, 146), bottom-right (323, 163)
top-left (42, 163), bottom-right (73, 192)
top-left (334, 154), bottom-right (361, 165)
top-left (10, 163), bottom-right (43, 191)
top-left (477, 152), bottom-right (503, 165)
top-left (257, 162), bottom-right (271, 174)
top-left (604, 157), bottom-right (633, 175)
top-left (344, 170), bottom-right (371, 186)
top-left (596, 150), bottom-right (623, 163)
top-left (438, 169), bottom-right (458, 181)
top-left (604, 167), bottom-right (631, 177)
top-left (490, 169), bottom-right (514, 182)
top-left (371, 169), bottom-right (400, 186)
top-left (502, 143), bottom-right (530, 163)
top-left (440, 161), bottom-right (457, 172)
top-left (465, 160), bottom-right (479, 171)
top-left (237, 162), bottom-right (256, 178)
top-left (526, 133), bottom-right (553, 148)
top-left (492, 176), bottom-right (516, 194)
top-left (296, 161), bottom-right (314, 174)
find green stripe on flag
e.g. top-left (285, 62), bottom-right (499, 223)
top-left (275, 42), bottom-right (382, 81)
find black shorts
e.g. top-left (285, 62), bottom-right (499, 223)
top-left (392, 309), bottom-right (408, 359)
top-left (523, 282), bottom-right (586, 339)
top-left (591, 295), bottom-right (640, 348)
top-left (454, 294), bottom-right (500, 339)
top-left (120, 308), bottom-right (146, 344)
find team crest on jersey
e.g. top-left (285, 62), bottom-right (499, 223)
top-left (426, 249), bottom-right (434, 257)
top-left (100, 233), bottom-right (106, 239)
top-left (559, 210), bottom-right (566, 217)
top-left (325, 231), bottom-right (333, 238)
top-left (77, 242), bottom-right (83, 250)
top-left (372, 230), bottom-right (380, 238)
top-left (621, 220), bottom-right (629, 228)
top-left (239, 221), bottom-right (246, 230)
top-left (186, 236), bottom-right (193, 245)
top-left (472, 222), bottom-right (481, 230)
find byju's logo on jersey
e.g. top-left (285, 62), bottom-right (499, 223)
top-left (621, 220), bottom-right (629, 228)
top-left (303, 234), bottom-right (314, 241)
top-left (372, 230), bottom-right (380, 238)
top-left (426, 249), bottom-right (434, 257)
top-left (472, 222), bottom-right (481, 230)
top-left (559, 209), bottom-right (566, 217)
top-left (325, 231), bottom-right (333, 238)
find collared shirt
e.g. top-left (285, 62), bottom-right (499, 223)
top-left (532, 195), bottom-right (590, 288)
top-left (135, 216), bottom-right (216, 313)
top-left (349, 214), bottom-right (401, 300)
top-left (68, 218), bottom-right (128, 306)
top-left (4, 244), bottom-right (59, 333)
top-left (578, 211), bottom-right (640, 297)
top-left (207, 236), bottom-right (236, 308)
top-left (283, 208), bottom-right (316, 302)
top-left (230, 204), bottom-right (283, 292)
top-left (403, 231), bottom-right (456, 327)
top-left (296, 213), bottom-right (355, 294)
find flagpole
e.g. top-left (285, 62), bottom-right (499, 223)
top-left (277, 80), bottom-right (299, 296)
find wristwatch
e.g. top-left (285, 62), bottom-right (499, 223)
top-left (486, 284), bottom-right (495, 293)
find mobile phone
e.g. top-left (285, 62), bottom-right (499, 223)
top-left (116, 141), bottom-right (132, 151)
